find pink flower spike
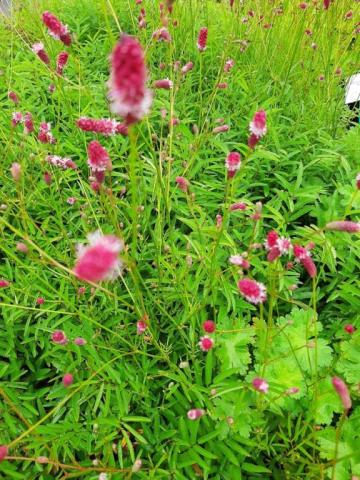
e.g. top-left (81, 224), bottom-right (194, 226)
top-left (181, 62), bottom-right (193, 75)
top-left (175, 176), bottom-right (189, 192)
top-left (11, 112), bottom-right (23, 126)
top-left (197, 27), bottom-right (208, 52)
top-left (154, 78), bottom-right (173, 89)
top-left (187, 408), bottom-right (205, 420)
top-left (32, 42), bottom-right (50, 65)
top-left (38, 122), bottom-right (56, 144)
top-left (355, 173), bottom-right (360, 190)
top-left (299, 2), bottom-right (308, 9)
top-left (344, 324), bottom-right (356, 334)
top-left (36, 297), bottom-right (45, 305)
top-left (77, 117), bottom-right (128, 136)
top-left (8, 91), bottom-right (19, 104)
top-left (265, 230), bottom-right (279, 249)
top-left (326, 221), bottom-right (360, 233)
top-left (332, 376), bottom-right (352, 412)
top-left (108, 35), bottom-right (152, 125)
top-left (137, 320), bottom-right (147, 335)
top-left (51, 330), bottom-right (68, 344)
top-left (49, 83), bottom-right (56, 93)
top-left (229, 255), bottom-right (250, 269)
top-left (217, 82), bottom-right (228, 89)
top-left (224, 59), bottom-right (234, 73)
top-left (46, 155), bottom-right (76, 170)
top-left (44, 171), bottom-right (52, 185)
top-left (62, 373), bottom-right (74, 387)
top-left (323, 0), bottom-right (330, 9)
top-left (216, 214), bottom-right (223, 228)
top-left (202, 320), bottom-right (216, 333)
top-left (16, 242), bottom-right (29, 254)
top-left (293, 245), bottom-right (317, 278)
top-left (152, 27), bottom-right (172, 42)
top-left (213, 125), bottom-right (229, 134)
top-left (249, 110), bottom-right (267, 138)
top-left (230, 202), bottom-right (247, 211)
top-left (74, 231), bottom-right (124, 283)
top-left (74, 337), bottom-right (87, 345)
top-left (238, 278), bottom-right (267, 304)
top-left (0, 280), bottom-right (10, 288)
top-left (0, 445), bottom-right (8, 462)
top-left (252, 377), bottom-right (269, 393)
top-left (56, 51), bottom-right (69, 76)
top-left (67, 197), bottom-right (77, 205)
top-left (42, 11), bottom-right (71, 45)
top-left (87, 141), bottom-right (111, 172)
top-left (24, 112), bottom-right (34, 134)
top-left (10, 162), bottom-right (21, 181)
top-left (199, 336), bottom-right (214, 352)
top-left (248, 133), bottom-right (259, 149)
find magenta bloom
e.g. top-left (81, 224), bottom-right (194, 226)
top-left (87, 141), bottom-right (111, 173)
top-left (344, 324), bottom-right (356, 334)
top-left (175, 176), bottom-right (189, 192)
top-left (238, 278), bottom-right (266, 304)
top-left (0, 445), bottom-right (8, 462)
top-left (74, 337), bottom-right (87, 345)
top-left (213, 125), bottom-right (229, 134)
top-left (264, 231), bottom-right (291, 262)
top-left (62, 373), bottom-right (74, 387)
top-left (187, 408), bottom-right (205, 420)
top-left (0, 280), bottom-right (10, 288)
top-left (16, 242), bottom-right (29, 254)
top-left (56, 51), bottom-right (69, 76)
top-left (152, 27), bottom-right (172, 42)
top-left (32, 42), bottom-right (50, 65)
top-left (12, 111), bottom-right (23, 126)
top-left (51, 330), bottom-right (68, 345)
top-left (181, 62), bottom-right (193, 75)
top-left (197, 27), bottom-right (208, 52)
top-left (225, 152), bottom-right (241, 179)
top-left (323, 0), bottom-right (330, 9)
top-left (356, 173), bottom-right (360, 190)
top-left (137, 320), bottom-right (147, 335)
top-left (38, 122), bottom-right (56, 144)
top-left (250, 109), bottom-right (267, 137)
top-left (299, 2), bottom-right (308, 9)
top-left (224, 59), bottom-right (234, 73)
top-left (23, 112), bottom-right (34, 134)
top-left (326, 221), bottom-right (360, 233)
top-left (202, 320), bottom-right (216, 333)
top-left (8, 91), bottom-right (19, 104)
top-left (74, 231), bottom-right (124, 283)
top-left (46, 155), bottom-right (77, 170)
top-left (108, 35), bottom-right (152, 125)
top-left (42, 11), bottom-right (71, 45)
top-left (252, 377), bottom-right (269, 393)
top-left (229, 255), bottom-right (250, 269)
top-left (230, 202), bottom-right (247, 211)
top-left (293, 245), bottom-right (317, 278)
top-left (199, 336), bottom-right (214, 351)
top-left (154, 78), bottom-right (173, 89)
top-left (332, 376), bottom-right (352, 412)
top-left (36, 297), bottom-right (45, 305)
top-left (77, 117), bottom-right (128, 136)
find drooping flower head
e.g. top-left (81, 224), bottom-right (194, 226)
top-left (181, 62), bottom-right (193, 75)
top-left (32, 42), bottom-right (50, 65)
top-left (56, 51), bottom-right (69, 75)
top-left (74, 231), bottom-right (124, 283)
top-left (252, 377), bottom-right (269, 393)
top-left (332, 376), bottom-right (352, 412)
top-left (326, 221), bottom-right (360, 233)
top-left (293, 245), bottom-right (317, 278)
top-left (8, 91), bottom-right (19, 104)
top-left (23, 112), bottom-right (34, 134)
top-left (108, 35), bottom-right (152, 125)
top-left (197, 27), bottom-right (208, 52)
top-left (213, 124), bottom-right (229, 134)
top-left (42, 11), bottom-right (71, 45)
top-left (187, 408), bottom-right (205, 420)
top-left (265, 231), bottom-right (292, 262)
top-left (87, 141), bottom-right (112, 173)
top-left (238, 278), bottom-right (267, 304)
top-left (154, 78), bottom-right (173, 89)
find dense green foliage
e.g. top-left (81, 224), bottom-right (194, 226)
top-left (0, 0), bottom-right (359, 478)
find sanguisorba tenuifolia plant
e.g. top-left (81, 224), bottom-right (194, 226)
top-left (0, 0), bottom-right (359, 478)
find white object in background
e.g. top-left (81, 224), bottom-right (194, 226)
top-left (345, 73), bottom-right (360, 104)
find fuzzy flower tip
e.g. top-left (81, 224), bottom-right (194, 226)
top-left (108, 34), bottom-right (152, 125)
top-left (62, 373), bottom-right (74, 387)
top-left (332, 376), bottom-right (352, 412)
top-left (10, 162), bottom-right (21, 181)
top-left (229, 255), bottom-right (250, 269)
top-left (46, 155), bottom-right (77, 170)
top-left (0, 445), bottom-right (8, 462)
top-left (238, 278), bottom-right (266, 304)
top-left (199, 336), bottom-right (214, 351)
top-left (197, 27), bottom-right (208, 52)
top-left (42, 11), bottom-right (71, 45)
top-left (56, 51), bottom-right (69, 76)
top-left (293, 245), bottom-right (317, 278)
top-left (74, 231), bottom-right (124, 283)
top-left (8, 91), bottom-right (19, 104)
top-left (225, 152), bottom-right (241, 179)
top-left (154, 78), bottom-right (173, 89)
top-left (0, 280), bottom-right (10, 288)
top-left (248, 110), bottom-right (267, 149)
top-left (74, 337), bottom-right (87, 345)
top-left (87, 141), bottom-right (111, 172)
top-left (326, 221), bottom-right (360, 233)
top-left (175, 176), bottom-right (189, 192)
top-left (323, 0), bottom-right (330, 9)
top-left (77, 117), bottom-right (128, 136)
top-left (137, 320), bottom-right (147, 335)
top-left (32, 42), bottom-right (50, 65)
top-left (356, 173), bottom-right (360, 190)
top-left (187, 408), bottom-right (205, 420)
top-left (51, 330), bottom-right (68, 345)
top-left (252, 377), bottom-right (269, 393)
top-left (181, 62), bottom-right (193, 74)
top-left (344, 324), bottom-right (356, 334)
top-left (202, 320), bottom-right (216, 333)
